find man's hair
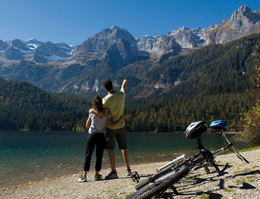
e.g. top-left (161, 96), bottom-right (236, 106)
top-left (103, 79), bottom-right (113, 91)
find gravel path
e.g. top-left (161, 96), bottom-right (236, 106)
top-left (0, 149), bottom-right (259, 199)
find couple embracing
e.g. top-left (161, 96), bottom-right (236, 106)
top-left (78, 79), bottom-right (131, 182)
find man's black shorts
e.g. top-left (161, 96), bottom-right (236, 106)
top-left (105, 127), bottom-right (127, 149)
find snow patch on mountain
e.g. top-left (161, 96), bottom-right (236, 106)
top-left (41, 54), bottom-right (69, 62)
top-left (0, 39), bottom-right (74, 62)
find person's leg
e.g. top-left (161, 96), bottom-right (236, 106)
top-left (95, 133), bottom-right (105, 173)
top-left (121, 148), bottom-right (130, 168)
top-left (83, 134), bottom-right (95, 174)
top-left (108, 149), bottom-right (116, 170)
top-left (116, 127), bottom-right (130, 169)
top-left (105, 129), bottom-right (118, 179)
top-left (79, 133), bottom-right (95, 182)
top-left (93, 133), bottom-right (105, 181)
top-left (105, 128), bottom-right (116, 170)
top-left (116, 127), bottom-right (131, 176)
top-left (104, 149), bottom-right (118, 179)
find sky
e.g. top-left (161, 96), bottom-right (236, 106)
top-left (1, 0), bottom-right (260, 46)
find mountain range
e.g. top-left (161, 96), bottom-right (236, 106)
top-left (0, 5), bottom-right (260, 98)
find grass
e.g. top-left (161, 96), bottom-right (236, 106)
top-left (109, 193), bottom-right (117, 198)
top-left (126, 192), bottom-right (134, 197)
top-left (200, 193), bottom-right (211, 199)
top-left (246, 175), bottom-right (256, 182)
top-left (193, 174), bottom-right (201, 179)
top-left (102, 190), bottom-right (113, 193)
top-left (236, 178), bottom-right (246, 184)
top-left (234, 167), bottom-right (251, 174)
top-left (242, 168), bottom-right (251, 172)
top-left (238, 145), bottom-right (260, 152)
top-left (224, 188), bottom-right (233, 192)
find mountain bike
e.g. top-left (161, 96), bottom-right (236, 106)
top-left (127, 120), bottom-right (249, 199)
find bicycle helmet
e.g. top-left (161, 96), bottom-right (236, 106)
top-left (209, 120), bottom-right (227, 131)
top-left (186, 120), bottom-right (207, 139)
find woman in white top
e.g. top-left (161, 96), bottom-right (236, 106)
top-left (78, 96), bottom-right (124, 182)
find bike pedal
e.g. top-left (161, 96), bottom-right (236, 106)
top-left (131, 171), bottom-right (140, 183)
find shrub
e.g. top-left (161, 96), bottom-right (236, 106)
top-left (241, 102), bottom-right (260, 147)
top-left (240, 61), bottom-right (260, 147)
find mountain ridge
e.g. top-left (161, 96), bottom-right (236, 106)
top-left (1, 5), bottom-right (259, 64)
top-left (0, 5), bottom-right (260, 97)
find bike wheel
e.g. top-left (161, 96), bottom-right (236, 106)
top-left (135, 167), bottom-right (173, 190)
top-left (127, 165), bottom-right (189, 199)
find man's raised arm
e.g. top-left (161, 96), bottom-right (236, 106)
top-left (121, 79), bottom-right (128, 91)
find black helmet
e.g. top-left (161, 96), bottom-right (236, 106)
top-left (186, 120), bottom-right (207, 139)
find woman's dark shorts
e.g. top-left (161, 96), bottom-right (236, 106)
top-left (105, 127), bottom-right (127, 149)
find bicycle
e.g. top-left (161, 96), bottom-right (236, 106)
top-left (127, 120), bottom-right (249, 199)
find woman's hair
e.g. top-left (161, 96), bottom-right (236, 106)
top-left (92, 95), bottom-right (103, 113)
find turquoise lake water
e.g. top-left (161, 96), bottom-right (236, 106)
top-left (0, 131), bottom-right (243, 189)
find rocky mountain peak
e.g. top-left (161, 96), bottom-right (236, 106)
top-left (231, 5), bottom-right (254, 20)
top-left (168, 27), bottom-right (199, 48)
top-left (24, 38), bottom-right (41, 44)
top-left (73, 25), bottom-right (138, 66)
top-left (109, 25), bottom-right (123, 31)
top-left (0, 40), bottom-right (9, 51)
top-left (11, 39), bottom-right (29, 51)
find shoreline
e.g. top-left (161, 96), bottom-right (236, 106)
top-left (1, 149), bottom-right (260, 199)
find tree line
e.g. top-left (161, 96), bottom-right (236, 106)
top-left (1, 80), bottom-right (259, 132)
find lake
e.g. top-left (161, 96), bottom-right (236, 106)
top-left (0, 131), bottom-right (243, 189)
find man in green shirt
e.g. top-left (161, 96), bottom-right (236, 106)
top-left (94, 79), bottom-right (131, 180)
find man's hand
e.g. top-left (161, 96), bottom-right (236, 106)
top-left (119, 115), bottom-right (125, 122)
top-left (121, 79), bottom-right (128, 91)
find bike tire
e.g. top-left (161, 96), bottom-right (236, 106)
top-left (127, 165), bottom-right (189, 199)
top-left (135, 167), bottom-right (173, 190)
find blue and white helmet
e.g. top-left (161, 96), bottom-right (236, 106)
top-left (209, 120), bottom-right (227, 131)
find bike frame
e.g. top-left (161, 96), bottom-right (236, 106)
top-left (128, 127), bottom-right (249, 199)
top-left (157, 128), bottom-right (248, 175)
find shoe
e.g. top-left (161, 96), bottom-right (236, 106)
top-left (78, 174), bottom-right (87, 182)
top-left (95, 174), bottom-right (103, 181)
top-left (105, 171), bottom-right (118, 180)
top-left (127, 169), bottom-right (132, 177)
